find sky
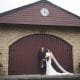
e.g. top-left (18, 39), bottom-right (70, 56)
top-left (0, 0), bottom-right (80, 16)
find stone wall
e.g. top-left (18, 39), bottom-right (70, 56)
top-left (0, 25), bottom-right (80, 75)
top-left (0, 75), bottom-right (80, 80)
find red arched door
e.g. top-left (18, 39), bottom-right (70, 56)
top-left (8, 34), bottom-right (73, 75)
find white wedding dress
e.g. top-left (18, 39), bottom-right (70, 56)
top-left (46, 51), bottom-right (73, 75)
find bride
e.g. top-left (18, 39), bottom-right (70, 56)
top-left (45, 49), bottom-right (73, 75)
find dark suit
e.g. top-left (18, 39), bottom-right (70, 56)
top-left (38, 51), bottom-right (46, 74)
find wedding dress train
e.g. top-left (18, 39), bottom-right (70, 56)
top-left (45, 50), bottom-right (73, 75)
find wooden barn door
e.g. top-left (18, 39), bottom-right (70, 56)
top-left (8, 34), bottom-right (73, 75)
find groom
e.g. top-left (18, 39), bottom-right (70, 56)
top-left (38, 47), bottom-right (46, 74)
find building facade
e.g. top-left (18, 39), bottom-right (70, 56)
top-left (0, 0), bottom-right (80, 75)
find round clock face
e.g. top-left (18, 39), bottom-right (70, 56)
top-left (40, 8), bottom-right (49, 16)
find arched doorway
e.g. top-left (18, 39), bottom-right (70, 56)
top-left (8, 34), bottom-right (73, 75)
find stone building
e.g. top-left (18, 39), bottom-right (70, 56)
top-left (0, 0), bottom-right (80, 75)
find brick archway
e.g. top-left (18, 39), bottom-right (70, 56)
top-left (8, 34), bottom-right (73, 75)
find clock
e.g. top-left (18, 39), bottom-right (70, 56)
top-left (40, 8), bottom-right (49, 16)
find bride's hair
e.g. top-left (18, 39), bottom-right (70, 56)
top-left (46, 49), bottom-right (50, 52)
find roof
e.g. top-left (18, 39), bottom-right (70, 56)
top-left (0, 0), bottom-right (80, 27)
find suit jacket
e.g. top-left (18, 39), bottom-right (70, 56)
top-left (38, 51), bottom-right (46, 69)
